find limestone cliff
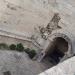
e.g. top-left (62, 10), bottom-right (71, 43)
top-left (0, 0), bottom-right (55, 35)
top-left (0, 0), bottom-right (75, 36)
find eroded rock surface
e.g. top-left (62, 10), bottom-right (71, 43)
top-left (39, 56), bottom-right (75, 75)
top-left (0, 50), bottom-right (50, 75)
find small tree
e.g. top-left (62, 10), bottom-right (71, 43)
top-left (9, 44), bottom-right (16, 50)
top-left (16, 43), bottom-right (24, 52)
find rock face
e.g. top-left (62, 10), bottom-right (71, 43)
top-left (38, 56), bottom-right (75, 75)
top-left (0, 0), bottom-right (75, 35)
top-left (0, 0), bottom-right (75, 74)
top-left (0, 0), bottom-right (75, 48)
top-left (0, 0), bottom-right (55, 35)
top-left (0, 50), bottom-right (49, 75)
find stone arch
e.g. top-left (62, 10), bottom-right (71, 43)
top-left (48, 33), bottom-right (72, 56)
top-left (45, 33), bottom-right (73, 61)
top-left (37, 32), bottom-right (73, 64)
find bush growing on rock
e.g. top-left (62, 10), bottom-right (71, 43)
top-left (16, 43), bottom-right (24, 52)
top-left (0, 43), bottom-right (9, 50)
top-left (25, 48), bottom-right (37, 59)
top-left (28, 49), bottom-right (37, 59)
top-left (9, 44), bottom-right (16, 50)
top-left (0, 42), bottom-right (37, 59)
top-left (25, 48), bottom-right (30, 54)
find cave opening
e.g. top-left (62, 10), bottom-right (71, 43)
top-left (44, 37), bottom-right (68, 65)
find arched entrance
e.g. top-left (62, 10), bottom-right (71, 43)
top-left (45, 37), bottom-right (68, 64)
top-left (36, 33), bottom-right (72, 67)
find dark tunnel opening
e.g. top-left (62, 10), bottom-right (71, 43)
top-left (43, 37), bottom-right (68, 65)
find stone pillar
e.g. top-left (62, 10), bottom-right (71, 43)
top-left (36, 51), bottom-right (46, 62)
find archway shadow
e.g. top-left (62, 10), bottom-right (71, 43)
top-left (43, 37), bottom-right (68, 65)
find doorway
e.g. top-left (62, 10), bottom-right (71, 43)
top-left (44, 37), bottom-right (68, 65)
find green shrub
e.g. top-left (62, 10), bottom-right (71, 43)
top-left (25, 48), bottom-right (37, 59)
top-left (24, 48), bottom-right (30, 54)
top-left (9, 44), bottom-right (16, 50)
top-left (28, 50), bottom-right (36, 59)
top-left (16, 43), bottom-right (24, 52)
top-left (0, 43), bottom-right (9, 50)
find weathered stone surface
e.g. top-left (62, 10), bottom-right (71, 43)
top-left (0, 0), bottom-right (75, 75)
top-left (0, 0), bottom-right (75, 35)
top-left (0, 0), bottom-right (54, 35)
top-left (0, 50), bottom-right (50, 75)
top-left (0, 0), bottom-right (75, 50)
top-left (39, 56), bottom-right (75, 75)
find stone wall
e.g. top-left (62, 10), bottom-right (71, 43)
top-left (0, 35), bottom-right (39, 51)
